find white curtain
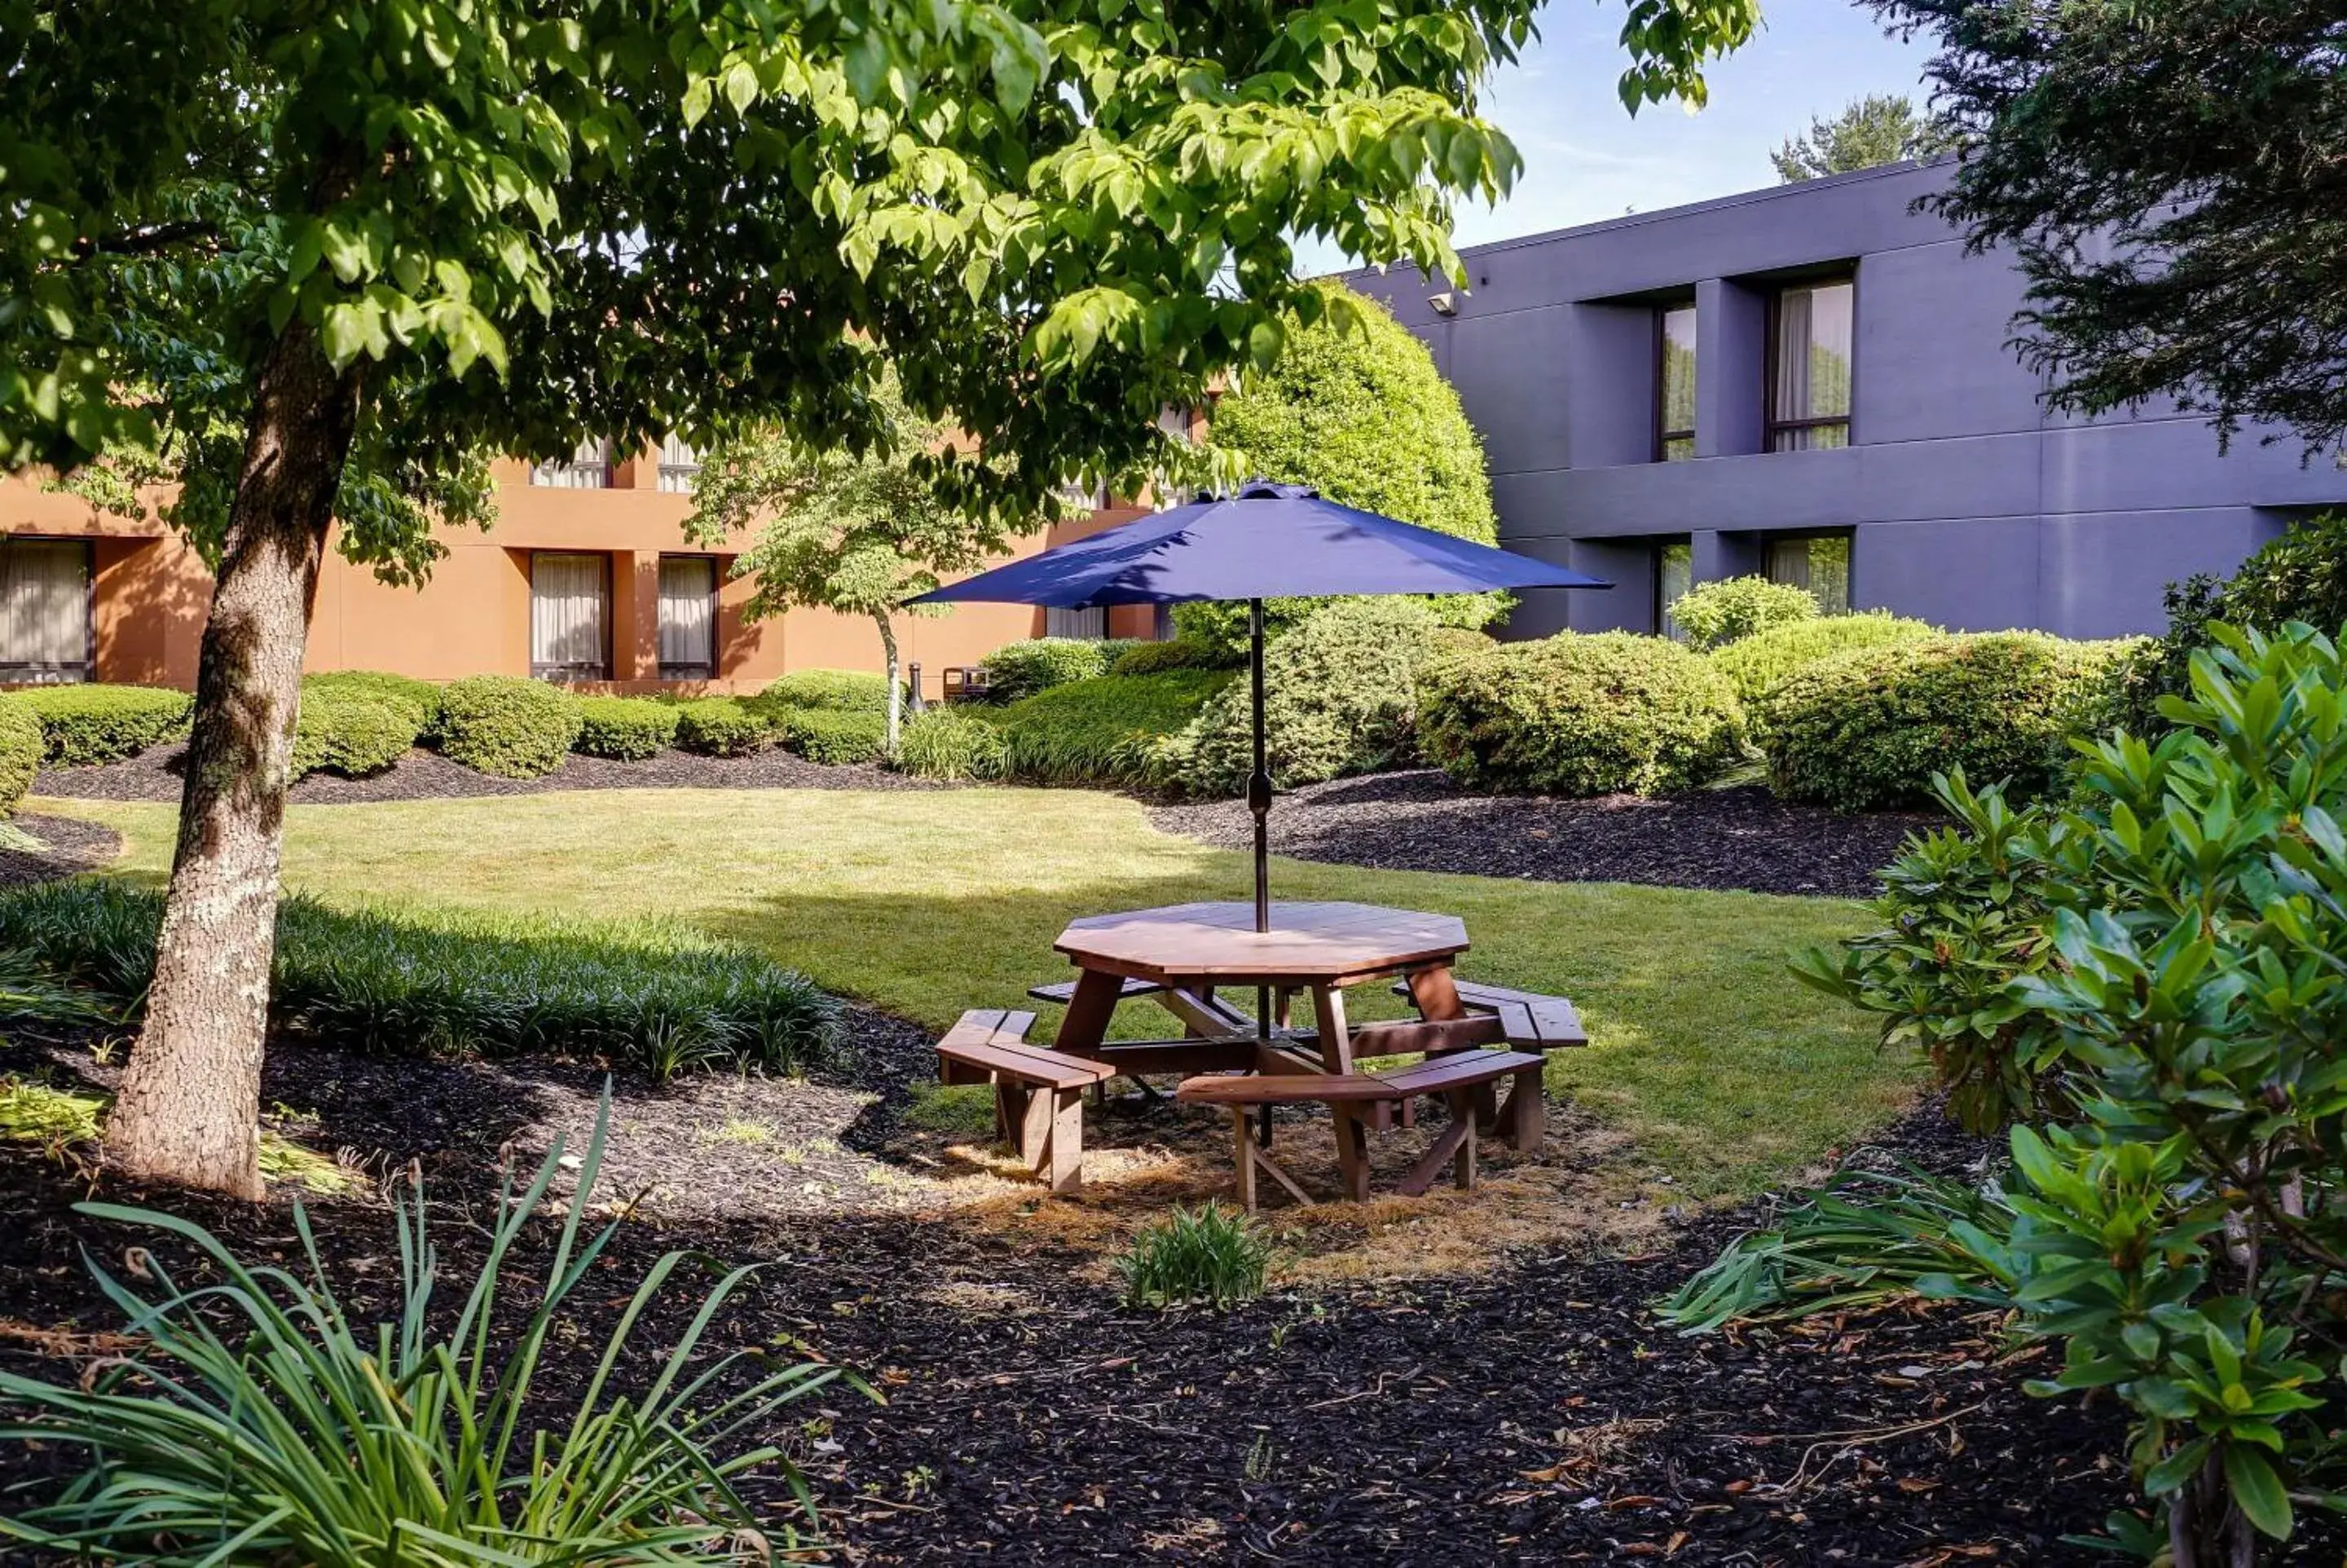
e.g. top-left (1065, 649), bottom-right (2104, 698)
top-left (658, 556), bottom-right (716, 672)
top-left (532, 438), bottom-right (612, 489)
top-left (656, 434), bottom-right (699, 494)
top-left (1770, 282), bottom-right (1853, 451)
top-left (1, 539), bottom-right (90, 678)
top-left (531, 553), bottom-right (608, 676)
top-left (1046, 606), bottom-right (1107, 639)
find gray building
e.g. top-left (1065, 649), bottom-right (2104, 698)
top-left (1345, 158), bottom-right (2347, 641)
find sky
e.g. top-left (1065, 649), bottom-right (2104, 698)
top-left (1294, 0), bottom-right (1941, 275)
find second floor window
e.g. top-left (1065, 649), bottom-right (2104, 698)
top-left (532, 438), bottom-right (612, 489)
top-left (1656, 304), bottom-right (1697, 461)
top-left (657, 434), bottom-right (700, 494)
top-left (1767, 280), bottom-right (1854, 452)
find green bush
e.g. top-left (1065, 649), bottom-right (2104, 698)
top-left (0, 879), bottom-right (839, 1080)
top-left (773, 706), bottom-right (887, 765)
top-left (751, 667), bottom-right (895, 714)
top-left (1110, 636), bottom-right (1236, 677)
top-left (14, 684), bottom-right (192, 765)
top-left (1416, 632), bottom-right (1745, 798)
top-left (300, 670), bottom-right (443, 738)
top-left (672, 696), bottom-right (769, 756)
top-left (435, 675), bottom-right (580, 777)
top-left (1666, 575), bottom-right (1820, 652)
top-left (896, 706), bottom-right (1007, 781)
top-left (289, 689), bottom-right (413, 781)
top-left (572, 694), bottom-right (679, 760)
top-left (1755, 632), bottom-right (2138, 811)
top-left (1114, 1202), bottom-right (1272, 1310)
top-left (0, 1097), bottom-right (848, 1564)
top-left (1706, 611), bottom-right (1940, 706)
top-left (995, 670), bottom-right (1234, 786)
top-left (0, 701), bottom-right (39, 815)
top-left (979, 636), bottom-right (1117, 703)
top-left (1177, 599), bottom-right (1447, 795)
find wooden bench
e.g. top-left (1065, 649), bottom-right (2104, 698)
top-left (1391, 976), bottom-right (1587, 1050)
top-left (934, 1009), bottom-right (1116, 1192)
top-left (1174, 1049), bottom-right (1544, 1209)
top-left (1025, 975), bottom-right (1166, 1006)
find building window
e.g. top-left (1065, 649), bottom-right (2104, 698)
top-left (531, 438), bottom-right (612, 489)
top-left (1046, 606), bottom-right (1107, 639)
top-left (1767, 279), bottom-right (1854, 451)
top-left (1765, 533), bottom-right (1852, 615)
top-left (530, 553), bottom-right (610, 680)
top-left (1655, 540), bottom-right (1693, 641)
top-left (657, 555), bottom-right (718, 679)
top-left (1656, 304), bottom-right (1697, 462)
top-left (657, 434), bottom-right (700, 495)
top-left (0, 536), bottom-right (93, 683)
top-left (1053, 478), bottom-right (1109, 512)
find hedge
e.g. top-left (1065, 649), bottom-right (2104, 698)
top-left (1416, 632), bottom-right (1746, 797)
top-left (979, 637), bottom-right (1126, 703)
top-left (1110, 637), bottom-right (1235, 677)
top-left (1667, 575), bottom-right (1819, 652)
top-left (773, 706), bottom-right (887, 765)
top-left (436, 676), bottom-right (582, 778)
top-left (14, 685), bottom-right (193, 765)
top-left (302, 671), bottom-right (443, 738)
top-left (0, 700), bottom-right (40, 814)
top-left (574, 695), bottom-right (679, 760)
top-left (996, 670), bottom-right (1234, 786)
top-left (1706, 612), bottom-right (1940, 705)
top-left (290, 689), bottom-right (413, 780)
top-left (672, 697), bottom-right (768, 756)
top-left (1175, 599), bottom-right (1449, 795)
top-left (1755, 632), bottom-right (2142, 810)
top-left (750, 668), bottom-right (895, 715)
top-left (896, 706), bottom-right (1007, 781)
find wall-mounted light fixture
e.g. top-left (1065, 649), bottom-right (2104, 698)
top-left (1426, 292), bottom-right (1458, 318)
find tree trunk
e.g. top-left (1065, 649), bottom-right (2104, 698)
top-left (876, 612), bottom-right (902, 756)
top-left (2169, 1449), bottom-right (2258, 1568)
top-left (104, 319), bottom-right (363, 1197)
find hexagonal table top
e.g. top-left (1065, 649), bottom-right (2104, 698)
top-left (1054, 901), bottom-right (1469, 985)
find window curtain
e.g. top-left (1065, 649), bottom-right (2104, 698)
top-left (531, 553), bottom-right (608, 676)
top-left (1046, 606), bottom-right (1107, 639)
top-left (1771, 283), bottom-right (1853, 451)
top-left (657, 556), bottom-right (716, 672)
top-left (1658, 305), bottom-right (1698, 460)
top-left (0, 539), bottom-right (91, 678)
top-left (1657, 542), bottom-right (1693, 641)
top-left (657, 434), bottom-right (699, 494)
top-left (532, 438), bottom-right (611, 489)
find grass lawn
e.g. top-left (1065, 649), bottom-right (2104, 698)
top-left (36, 786), bottom-right (1909, 1199)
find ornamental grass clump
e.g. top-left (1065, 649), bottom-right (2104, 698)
top-left (14, 685), bottom-right (192, 765)
top-left (1115, 1202), bottom-right (1272, 1310)
top-left (896, 705), bottom-right (1007, 781)
top-left (0, 1095), bottom-right (856, 1564)
top-left (437, 674), bottom-right (581, 777)
top-left (993, 669), bottom-right (1233, 786)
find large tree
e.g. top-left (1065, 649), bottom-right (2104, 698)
top-left (1871, 0), bottom-right (2347, 451)
top-left (1769, 91), bottom-right (1957, 182)
top-left (0, 0), bottom-right (1757, 1197)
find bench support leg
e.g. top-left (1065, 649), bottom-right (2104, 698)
top-left (1229, 1108), bottom-right (1256, 1212)
top-left (1506, 1064), bottom-right (1546, 1153)
top-left (1331, 1104), bottom-right (1372, 1202)
top-left (1398, 1103), bottom-right (1474, 1197)
top-left (1447, 1090), bottom-right (1477, 1191)
top-left (1046, 1087), bottom-right (1084, 1192)
top-left (994, 1079), bottom-right (1028, 1147)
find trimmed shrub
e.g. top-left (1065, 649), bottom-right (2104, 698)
top-left (897, 706), bottom-right (1007, 781)
top-left (979, 636), bottom-right (1117, 703)
top-left (1667, 575), bottom-right (1819, 652)
top-left (1755, 632), bottom-right (2140, 810)
top-left (1707, 611), bottom-right (1940, 706)
top-left (773, 707), bottom-right (887, 765)
top-left (15, 684), bottom-right (192, 765)
top-left (436, 676), bottom-right (581, 778)
top-left (0, 699), bottom-right (39, 814)
top-left (573, 695), bottom-right (679, 760)
top-left (1110, 636), bottom-right (1237, 677)
top-left (750, 667), bottom-right (894, 714)
top-left (1178, 599), bottom-right (1447, 795)
top-left (996, 670), bottom-right (1234, 786)
top-left (1416, 632), bottom-right (1746, 797)
top-left (0, 879), bottom-right (839, 1080)
top-left (301, 671), bottom-right (443, 738)
top-left (290, 689), bottom-right (412, 781)
top-left (672, 697), bottom-right (769, 756)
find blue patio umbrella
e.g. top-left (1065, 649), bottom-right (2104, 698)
top-left (910, 480), bottom-right (1610, 933)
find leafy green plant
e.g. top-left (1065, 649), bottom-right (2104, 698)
top-left (1665, 575), bottom-right (1819, 653)
top-left (573, 694), bottom-right (680, 760)
top-left (437, 676), bottom-right (582, 779)
top-left (290, 688), bottom-right (415, 780)
top-left (773, 707), bottom-right (887, 766)
top-left (0, 698), bottom-right (39, 814)
top-left (1416, 632), bottom-right (1746, 797)
top-left (672, 698), bottom-right (769, 757)
top-left (1706, 610), bottom-right (1940, 707)
top-left (302, 670), bottom-right (443, 738)
top-left (978, 637), bottom-right (1120, 703)
top-left (993, 670), bottom-right (1234, 786)
top-left (751, 668), bottom-right (896, 715)
top-left (1114, 1202), bottom-right (1272, 1310)
top-left (0, 949), bottom-right (116, 1030)
top-left (1110, 636), bottom-right (1235, 677)
top-left (13, 685), bottom-right (192, 765)
top-left (896, 706), bottom-right (1007, 782)
top-left (0, 1095), bottom-right (856, 1563)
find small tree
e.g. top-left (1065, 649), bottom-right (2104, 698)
top-left (686, 381), bottom-right (1002, 755)
top-left (1770, 92), bottom-right (1958, 182)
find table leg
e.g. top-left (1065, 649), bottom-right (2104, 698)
top-left (1052, 967), bottom-right (1123, 1056)
top-left (1311, 984), bottom-right (1354, 1074)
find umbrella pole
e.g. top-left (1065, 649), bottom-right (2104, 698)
top-left (1249, 598), bottom-right (1273, 1148)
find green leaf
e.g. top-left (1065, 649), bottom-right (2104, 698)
top-left (2222, 1445), bottom-right (2292, 1539)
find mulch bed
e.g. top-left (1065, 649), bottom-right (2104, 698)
top-left (33, 740), bottom-right (949, 805)
top-left (1150, 770), bottom-right (1942, 899)
top-left (0, 813), bottom-right (124, 889)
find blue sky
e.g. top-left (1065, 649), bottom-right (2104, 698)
top-left (1297, 1), bottom-right (1939, 274)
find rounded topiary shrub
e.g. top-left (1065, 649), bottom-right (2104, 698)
top-left (573, 695), bottom-right (679, 760)
top-left (1416, 632), bottom-right (1745, 798)
top-left (436, 676), bottom-right (582, 778)
top-left (672, 698), bottom-right (768, 756)
top-left (1756, 632), bottom-right (2141, 811)
top-left (1707, 612), bottom-right (1940, 706)
top-left (897, 706), bottom-right (1006, 781)
top-left (15, 685), bottom-right (193, 765)
top-left (751, 668), bottom-right (894, 714)
top-left (301, 671), bottom-right (443, 738)
top-left (0, 699), bottom-right (41, 815)
top-left (775, 707), bottom-right (887, 765)
top-left (1179, 599), bottom-right (1449, 795)
top-left (979, 637), bottom-right (1116, 703)
top-left (1667, 575), bottom-right (1820, 653)
top-left (290, 689), bottom-right (414, 781)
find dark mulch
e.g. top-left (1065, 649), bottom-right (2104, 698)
top-left (0, 813), bottom-right (123, 889)
top-left (33, 741), bottom-right (951, 805)
top-left (1151, 770), bottom-right (1942, 899)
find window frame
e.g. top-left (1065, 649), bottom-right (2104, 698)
top-left (1653, 301), bottom-right (1698, 463)
top-left (1761, 528), bottom-right (1855, 615)
top-left (531, 438), bottom-right (614, 490)
top-left (1764, 276), bottom-right (1856, 453)
top-left (1653, 537), bottom-right (1693, 641)
top-left (0, 535), bottom-right (96, 685)
top-left (654, 553), bottom-right (721, 680)
top-left (527, 550), bottom-right (614, 682)
top-left (655, 434), bottom-right (700, 495)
